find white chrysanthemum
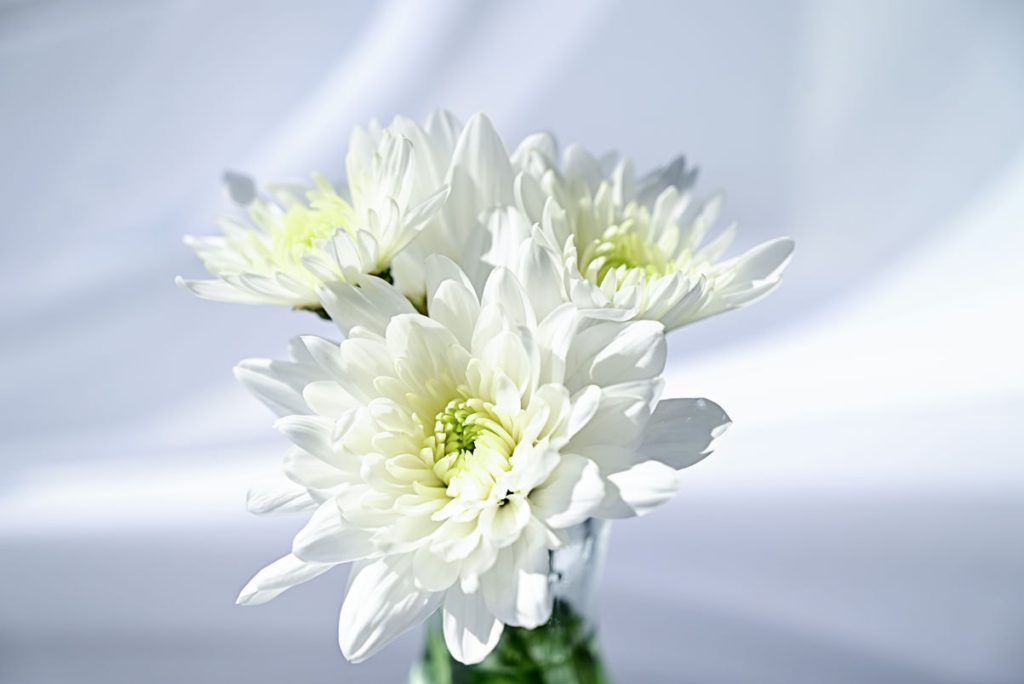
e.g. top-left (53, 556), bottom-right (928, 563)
top-left (176, 129), bottom-right (449, 310)
top-left (233, 250), bottom-right (729, 664)
top-left (363, 111), bottom-right (524, 301)
top-left (503, 134), bottom-right (795, 330)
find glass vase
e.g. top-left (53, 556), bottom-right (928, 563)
top-left (410, 518), bottom-right (612, 683)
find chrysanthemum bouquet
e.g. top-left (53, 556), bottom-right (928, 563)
top-left (178, 111), bottom-right (793, 681)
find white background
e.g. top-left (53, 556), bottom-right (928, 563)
top-left (1, 1), bottom-right (1022, 681)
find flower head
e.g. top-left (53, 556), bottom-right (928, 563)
top-left (505, 134), bottom-right (795, 330)
top-left (176, 128), bottom-right (449, 310)
top-left (234, 250), bottom-right (729, 664)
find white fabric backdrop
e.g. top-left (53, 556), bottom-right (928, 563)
top-left (2, 1), bottom-right (1023, 682)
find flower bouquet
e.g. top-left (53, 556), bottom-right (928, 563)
top-left (178, 111), bottom-right (793, 681)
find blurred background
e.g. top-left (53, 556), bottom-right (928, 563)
top-left (2, 0), bottom-right (1023, 682)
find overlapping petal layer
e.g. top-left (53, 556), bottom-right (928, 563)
top-left (236, 254), bottom-right (729, 663)
top-left (503, 134), bottom-right (795, 330)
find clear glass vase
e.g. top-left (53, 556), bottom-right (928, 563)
top-left (409, 518), bottom-right (612, 683)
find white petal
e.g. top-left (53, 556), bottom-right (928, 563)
top-left (443, 585), bottom-right (504, 665)
top-left (175, 276), bottom-right (270, 304)
top-left (566, 385), bottom-right (601, 440)
top-left (425, 256), bottom-right (481, 349)
top-left (731, 236), bottom-right (794, 283)
top-left (567, 381), bottom-right (658, 454)
top-left (246, 476), bottom-right (317, 515)
top-left (481, 534), bottom-right (552, 628)
top-left (293, 500), bottom-right (375, 563)
top-left (571, 319), bottom-right (666, 388)
top-left (234, 357), bottom-right (316, 417)
top-left (595, 460), bottom-right (679, 518)
top-left (425, 254), bottom-right (477, 301)
top-left (640, 398), bottom-right (731, 469)
top-left (402, 185), bottom-right (450, 237)
top-left (317, 276), bottom-right (415, 338)
top-left (339, 556), bottom-right (443, 663)
top-left (413, 545), bottom-right (462, 592)
top-left (478, 495), bottom-right (531, 548)
top-left (637, 155), bottom-right (698, 206)
top-left (535, 302), bottom-right (579, 385)
top-left (480, 267), bottom-right (533, 330)
top-left (562, 144), bottom-right (604, 191)
top-left (426, 109), bottom-right (463, 153)
top-left (530, 454), bottom-right (605, 528)
top-left (293, 335), bottom-right (345, 381)
top-left (282, 448), bottom-right (345, 493)
top-left (449, 113), bottom-right (515, 210)
top-left (483, 207), bottom-right (532, 271)
top-left (516, 237), bottom-right (565, 321)
top-left (302, 381), bottom-right (357, 419)
top-left (274, 415), bottom-right (336, 462)
top-left (236, 553), bottom-right (335, 606)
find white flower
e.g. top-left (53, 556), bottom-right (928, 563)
top-left (176, 128), bottom-right (449, 310)
top-left (369, 111), bottom-right (523, 301)
top-left (233, 250), bottom-right (729, 665)
top-left (503, 134), bottom-right (795, 330)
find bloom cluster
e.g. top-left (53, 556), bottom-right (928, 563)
top-left (178, 111), bottom-right (792, 665)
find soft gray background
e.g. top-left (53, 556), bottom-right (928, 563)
top-left (2, 1), bottom-right (1023, 682)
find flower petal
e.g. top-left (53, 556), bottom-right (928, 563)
top-left (317, 276), bottom-right (415, 338)
top-left (234, 356), bottom-right (317, 417)
top-left (274, 415), bottom-right (337, 463)
top-left (236, 553), bottom-right (335, 606)
top-left (175, 276), bottom-right (268, 304)
top-left (516, 236), bottom-right (565, 321)
top-left (529, 453), bottom-right (605, 528)
top-left (640, 398), bottom-right (731, 469)
top-left (246, 476), bottom-right (317, 515)
top-left (565, 319), bottom-right (666, 390)
top-left (595, 460), bottom-right (679, 518)
top-left (481, 532), bottom-right (552, 628)
top-left (413, 545), bottom-right (462, 592)
top-left (339, 556), bottom-right (443, 663)
top-left (449, 113), bottom-right (515, 211)
top-left (443, 585), bottom-right (504, 665)
top-left (293, 500), bottom-right (375, 563)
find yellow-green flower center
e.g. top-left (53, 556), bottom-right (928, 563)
top-left (429, 398), bottom-right (515, 496)
top-left (270, 175), bottom-right (356, 261)
top-left (579, 219), bottom-right (677, 285)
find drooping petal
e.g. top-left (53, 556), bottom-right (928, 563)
top-left (283, 447), bottom-right (347, 491)
top-left (246, 476), bottom-right (317, 515)
top-left (174, 276), bottom-right (272, 304)
top-left (236, 553), bottom-right (336, 606)
top-left (567, 380), bottom-right (659, 455)
top-left (234, 355), bottom-right (319, 417)
top-left (274, 414), bottom-right (337, 463)
top-left (595, 460), bottom-right (680, 518)
top-left (339, 556), bottom-right (443, 663)
top-left (443, 585), bottom-right (504, 665)
top-left (639, 398), bottom-right (731, 469)
top-left (480, 532), bottom-right (552, 628)
top-left (413, 545), bottom-right (462, 592)
top-left (302, 380), bottom-right (358, 419)
top-left (292, 500), bottom-right (376, 563)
